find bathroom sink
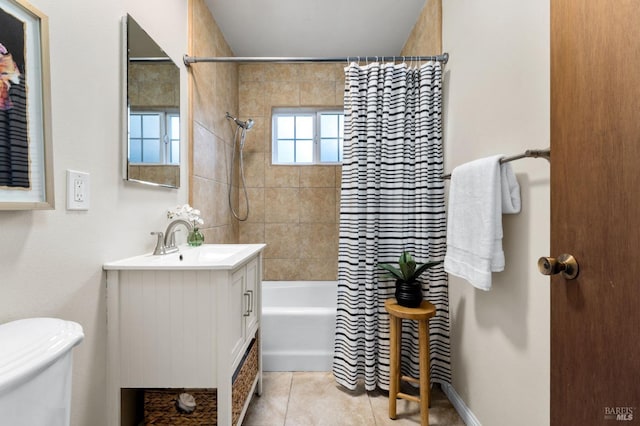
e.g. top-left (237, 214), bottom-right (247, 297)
top-left (198, 244), bottom-right (248, 262)
top-left (103, 244), bottom-right (265, 270)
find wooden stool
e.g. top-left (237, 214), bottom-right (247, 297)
top-left (384, 298), bottom-right (436, 426)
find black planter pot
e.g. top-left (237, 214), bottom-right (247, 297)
top-left (395, 280), bottom-right (423, 308)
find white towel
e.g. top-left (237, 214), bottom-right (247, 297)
top-left (443, 155), bottom-right (521, 290)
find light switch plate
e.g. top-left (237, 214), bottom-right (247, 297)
top-left (66, 170), bottom-right (90, 210)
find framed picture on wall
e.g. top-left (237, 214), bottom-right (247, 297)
top-left (0, 0), bottom-right (53, 210)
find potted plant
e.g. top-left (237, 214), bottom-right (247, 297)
top-left (379, 251), bottom-right (442, 308)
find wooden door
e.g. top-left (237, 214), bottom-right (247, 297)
top-left (551, 0), bottom-right (640, 424)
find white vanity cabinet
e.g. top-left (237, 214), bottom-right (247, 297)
top-left (104, 244), bottom-right (265, 426)
top-left (229, 257), bottom-right (259, 369)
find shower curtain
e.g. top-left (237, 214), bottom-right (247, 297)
top-left (333, 61), bottom-right (450, 391)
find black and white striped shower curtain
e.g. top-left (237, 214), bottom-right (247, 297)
top-left (333, 61), bottom-right (451, 391)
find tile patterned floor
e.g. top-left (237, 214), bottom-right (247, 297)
top-left (243, 372), bottom-right (465, 426)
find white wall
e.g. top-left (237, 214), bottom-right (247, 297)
top-left (442, 1), bottom-right (550, 425)
top-left (0, 0), bottom-right (187, 424)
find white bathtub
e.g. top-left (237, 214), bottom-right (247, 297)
top-left (261, 281), bottom-right (337, 372)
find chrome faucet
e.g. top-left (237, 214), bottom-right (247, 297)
top-left (150, 231), bottom-right (167, 255)
top-left (150, 219), bottom-right (193, 255)
top-left (164, 219), bottom-right (193, 252)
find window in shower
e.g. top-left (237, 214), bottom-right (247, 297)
top-left (129, 110), bottom-right (180, 164)
top-left (272, 108), bottom-right (344, 165)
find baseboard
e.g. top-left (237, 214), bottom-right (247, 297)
top-left (441, 382), bottom-right (482, 426)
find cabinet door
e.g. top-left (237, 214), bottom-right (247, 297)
top-left (229, 267), bottom-right (246, 365)
top-left (244, 257), bottom-right (259, 336)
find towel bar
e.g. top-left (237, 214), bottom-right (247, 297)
top-left (442, 147), bottom-right (550, 179)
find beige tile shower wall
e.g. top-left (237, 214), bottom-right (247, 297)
top-left (128, 164), bottom-right (180, 188)
top-left (189, 0), bottom-right (240, 244)
top-left (128, 62), bottom-right (180, 108)
top-left (238, 63), bottom-right (345, 281)
top-left (401, 0), bottom-right (442, 55)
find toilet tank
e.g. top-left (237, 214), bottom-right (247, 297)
top-left (0, 318), bottom-right (84, 426)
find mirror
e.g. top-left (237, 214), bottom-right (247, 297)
top-left (122, 14), bottom-right (180, 188)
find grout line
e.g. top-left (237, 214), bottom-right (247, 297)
top-left (367, 389), bottom-right (380, 426)
top-left (282, 372), bottom-right (294, 426)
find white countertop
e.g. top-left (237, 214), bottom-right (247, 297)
top-left (103, 244), bottom-right (266, 270)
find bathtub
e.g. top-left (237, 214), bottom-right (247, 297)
top-left (261, 281), bottom-right (337, 371)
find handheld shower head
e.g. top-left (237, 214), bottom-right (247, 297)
top-left (226, 112), bottom-right (254, 130)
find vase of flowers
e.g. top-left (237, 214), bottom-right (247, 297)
top-left (187, 228), bottom-right (204, 246)
top-left (379, 251), bottom-right (442, 308)
top-left (167, 204), bottom-right (205, 247)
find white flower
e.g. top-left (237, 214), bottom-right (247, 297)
top-left (167, 203), bottom-right (204, 227)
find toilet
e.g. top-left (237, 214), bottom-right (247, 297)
top-left (0, 318), bottom-right (84, 426)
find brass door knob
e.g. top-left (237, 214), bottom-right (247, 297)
top-left (537, 254), bottom-right (579, 280)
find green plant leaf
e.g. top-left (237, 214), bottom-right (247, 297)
top-left (379, 263), bottom-right (404, 281)
top-left (400, 259), bottom-right (416, 280)
top-left (399, 251), bottom-right (413, 265)
top-left (381, 253), bottom-right (442, 283)
top-left (399, 251), bottom-right (416, 280)
top-left (413, 260), bottom-right (443, 279)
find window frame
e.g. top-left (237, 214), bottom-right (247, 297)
top-left (128, 108), bottom-right (180, 165)
top-left (272, 107), bottom-right (344, 165)
top-left (166, 112), bottom-right (180, 165)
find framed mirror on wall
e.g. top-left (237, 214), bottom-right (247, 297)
top-left (122, 14), bottom-right (180, 188)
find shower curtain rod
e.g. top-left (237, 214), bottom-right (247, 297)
top-left (442, 148), bottom-right (551, 180)
top-left (183, 53), bottom-right (449, 66)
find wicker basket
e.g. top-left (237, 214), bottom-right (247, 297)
top-left (143, 334), bottom-right (259, 426)
top-left (144, 388), bottom-right (217, 425)
top-left (232, 336), bottom-right (259, 425)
